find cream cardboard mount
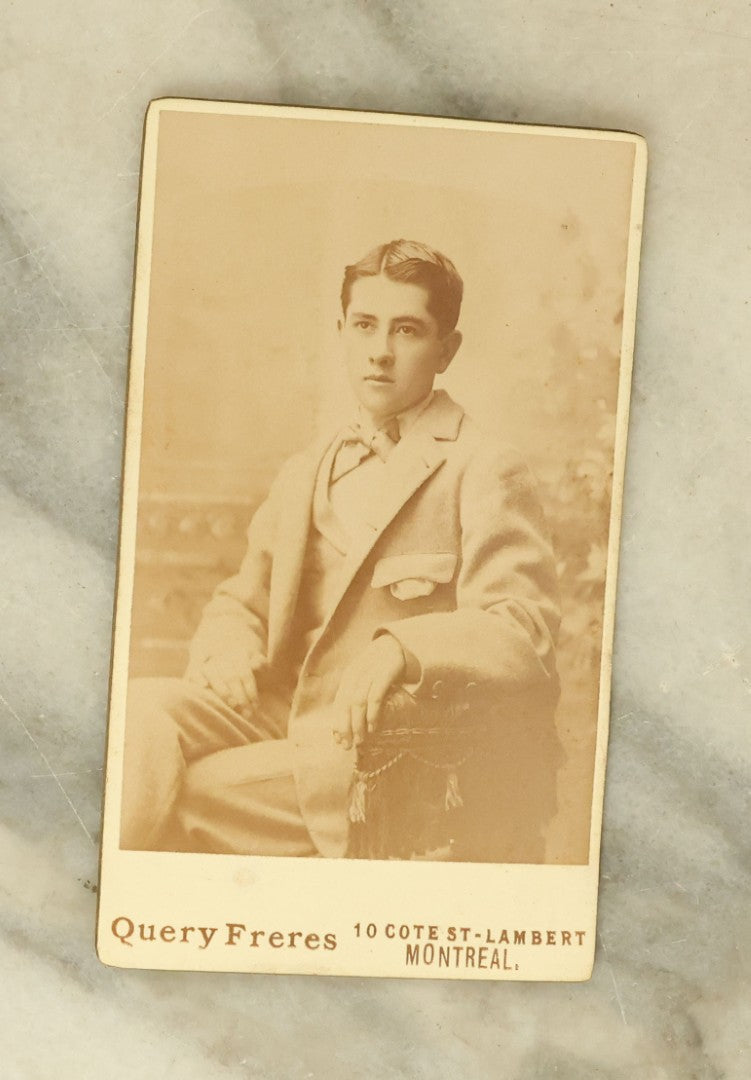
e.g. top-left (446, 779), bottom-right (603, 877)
top-left (97, 98), bottom-right (647, 980)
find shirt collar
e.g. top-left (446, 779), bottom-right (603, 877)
top-left (357, 390), bottom-right (435, 441)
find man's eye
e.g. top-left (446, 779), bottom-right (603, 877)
top-left (355, 320), bottom-right (374, 331)
top-left (396, 325), bottom-right (417, 335)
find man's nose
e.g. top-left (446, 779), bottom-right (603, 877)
top-left (368, 332), bottom-right (394, 365)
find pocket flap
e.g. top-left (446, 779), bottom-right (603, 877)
top-left (371, 553), bottom-right (458, 589)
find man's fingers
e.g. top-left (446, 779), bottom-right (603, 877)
top-left (333, 716), bottom-right (352, 749)
top-left (350, 701), bottom-right (367, 747)
top-left (333, 666), bottom-right (358, 747)
top-left (202, 661), bottom-right (233, 704)
top-left (365, 662), bottom-right (399, 732)
top-left (185, 665), bottom-right (210, 688)
top-left (240, 673), bottom-right (258, 705)
top-left (200, 658), bottom-right (258, 713)
top-left (365, 689), bottom-right (385, 733)
top-left (224, 677), bottom-right (250, 711)
top-left (331, 690), bottom-right (352, 747)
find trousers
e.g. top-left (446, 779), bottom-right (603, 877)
top-left (120, 677), bottom-right (318, 857)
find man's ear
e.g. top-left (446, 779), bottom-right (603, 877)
top-left (437, 330), bottom-right (462, 373)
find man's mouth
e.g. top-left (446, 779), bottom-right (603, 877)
top-left (364, 374), bottom-right (394, 383)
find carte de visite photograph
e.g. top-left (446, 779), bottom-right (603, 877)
top-left (98, 100), bottom-right (646, 979)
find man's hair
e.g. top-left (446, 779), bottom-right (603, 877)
top-left (340, 239), bottom-right (463, 335)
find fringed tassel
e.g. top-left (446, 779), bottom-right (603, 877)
top-left (349, 775), bottom-right (368, 824)
top-left (348, 750), bottom-right (469, 858)
top-left (445, 769), bottom-right (463, 811)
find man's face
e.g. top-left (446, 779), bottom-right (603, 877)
top-left (339, 274), bottom-right (460, 423)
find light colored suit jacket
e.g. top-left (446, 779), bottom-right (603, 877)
top-left (189, 390), bottom-right (561, 858)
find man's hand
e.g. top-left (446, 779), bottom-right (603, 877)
top-left (333, 635), bottom-right (407, 750)
top-left (185, 646), bottom-right (260, 719)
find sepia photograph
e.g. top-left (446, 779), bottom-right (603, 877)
top-left (98, 100), bottom-right (646, 978)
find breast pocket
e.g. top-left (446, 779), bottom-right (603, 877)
top-left (371, 553), bottom-right (458, 601)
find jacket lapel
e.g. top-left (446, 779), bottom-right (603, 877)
top-left (267, 435), bottom-right (331, 660)
top-left (317, 391), bottom-right (465, 633)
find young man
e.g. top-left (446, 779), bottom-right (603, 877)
top-left (121, 239), bottom-right (561, 862)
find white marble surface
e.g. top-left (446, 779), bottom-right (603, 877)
top-left (1, 2), bottom-right (749, 1077)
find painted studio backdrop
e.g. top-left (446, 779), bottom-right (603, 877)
top-left (130, 109), bottom-right (635, 865)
